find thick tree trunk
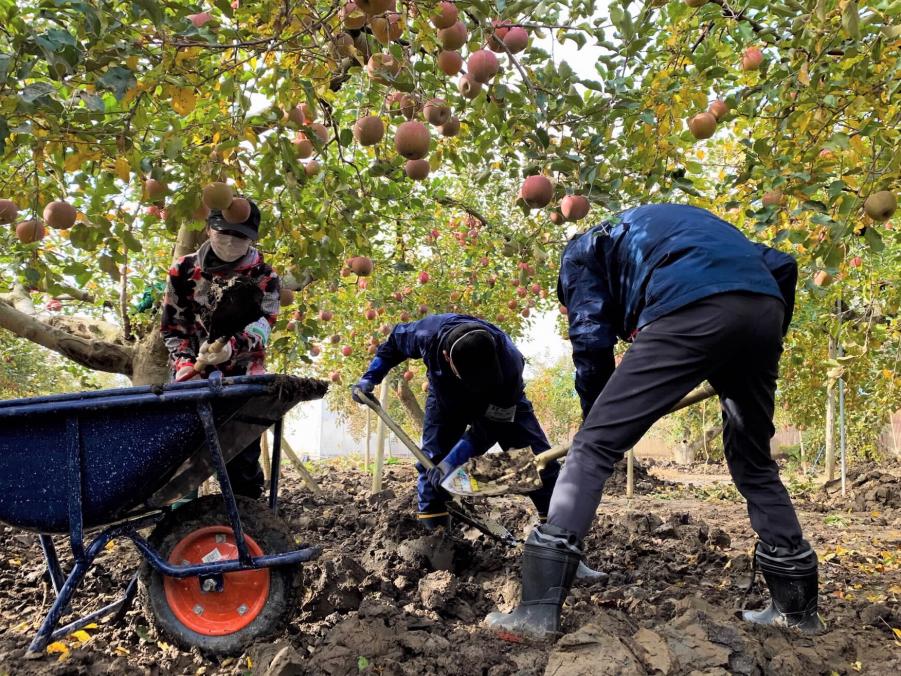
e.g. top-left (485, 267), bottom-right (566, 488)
top-left (396, 378), bottom-right (425, 432)
top-left (131, 323), bottom-right (171, 385)
top-left (673, 424), bottom-right (723, 464)
top-left (0, 299), bottom-right (134, 375)
top-left (173, 223), bottom-right (207, 260)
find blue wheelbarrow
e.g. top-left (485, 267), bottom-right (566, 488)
top-left (0, 372), bottom-right (327, 656)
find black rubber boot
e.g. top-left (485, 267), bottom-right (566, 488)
top-left (485, 524), bottom-right (581, 641)
top-left (535, 513), bottom-right (606, 584)
top-left (417, 512), bottom-right (451, 531)
top-left (575, 559), bottom-right (608, 584)
top-left (743, 540), bottom-right (824, 634)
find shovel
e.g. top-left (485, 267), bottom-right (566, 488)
top-left (176, 277), bottom-right (264, 381)
top-left (441, 382), bottom-right (717, 498)
top-left (352, 388), bottom-right (520, 547)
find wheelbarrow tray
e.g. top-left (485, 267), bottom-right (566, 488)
top-left (0, 374), bottom-right (326, 533)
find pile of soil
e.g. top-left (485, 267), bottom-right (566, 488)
top-left (605, 457), bottom-right (672, 494)
top-left (646, 458), bottom-right (730, 475)
top-left (0, 463), bottom-right (898, 675)
top-left (819, 462), bottom-right (901, 512)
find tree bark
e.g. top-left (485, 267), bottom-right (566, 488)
top-left (674, 424), bottom-right (723, 464)
top-left (46, 315), bottom-right (126, 344)
top-left (130, 322), bottom-right (171, 385)
top-left (396, 378), bottom-right (425, 432)
top-left (173, 223), bottom-right (207, 260)
top-left (0, 299), bottom-right (134, 375)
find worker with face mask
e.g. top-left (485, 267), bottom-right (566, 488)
top-left (161, 198), bottom-right (280, 498)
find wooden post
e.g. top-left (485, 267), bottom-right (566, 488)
top-left (364, 408), bottom-right (371, 473)
top-left (838, 346), bottom-right (847, 497)
top-left (824, 336), bottom-right (836, 481)
top-left (260, 430), bottom-right (272, 486)
top-left (277, 431), bottom-right (323, 496)
top-left (371, 379), bottom-right (390, 494)
top-left (626, 448), bottom-right (634, 499)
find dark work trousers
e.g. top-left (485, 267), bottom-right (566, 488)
top-left (226, 436), bottom-right (265, 499)
top-left (418, 394), bottom-right (560, 518)
top-left (548, 292), bottom-right (804, 549)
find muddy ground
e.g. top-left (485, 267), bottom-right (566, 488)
top-left (1, 459), bottom-right (899, 675)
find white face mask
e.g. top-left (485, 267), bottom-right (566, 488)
top-left (209, 231), bottom-right (251, 262)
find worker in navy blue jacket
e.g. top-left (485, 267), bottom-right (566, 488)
top-left (487, 204), bottom-right (822, 639)
top-left (354, 313), bottom-right (560, 524)
top-left (352, 314), bottom-right (605, 581)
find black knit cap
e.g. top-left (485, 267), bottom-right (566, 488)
top-left (442, 322), bottom-right (502, 391)
top-left (207, 198), bottom-right (261, 240)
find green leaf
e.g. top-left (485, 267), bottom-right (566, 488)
top-left (133, 0), bottom-right (164, 26)
top-left (122, 230), bottom-right (143, 252)
top-left (98, 254), bottom-right (121, 281)
top-left (841, 1), bottom-right (860, 40)
top-left (97, 66), bottom-right (136, 101)
top-left (863, 227), bottom-right (884, 252)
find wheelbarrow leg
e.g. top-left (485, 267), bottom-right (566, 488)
top-left (269, 418), bottom-right (283, 515)
top-left (37, 534), bottom-right (67, 597)
top-left (195, 401), bottom-right (254, 565)
top-left (27, 551), bottom-right (94, 655)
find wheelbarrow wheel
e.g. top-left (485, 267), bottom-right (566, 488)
top-left (138, 495), bottom-right (301, 656)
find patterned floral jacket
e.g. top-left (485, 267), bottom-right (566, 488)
top-left (161, 242), bottom-right (280, 378)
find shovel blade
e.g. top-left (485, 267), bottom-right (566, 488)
top-left (441, 447), bottom-right (544, 497)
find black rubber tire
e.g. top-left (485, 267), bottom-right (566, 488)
top-left (137, 495), bottom-right (301, 656)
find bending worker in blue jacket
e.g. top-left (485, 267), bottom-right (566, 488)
top-left (353, 313), bottom-right (603, 580)
top-left (487, 204), bottom-right (823, 639)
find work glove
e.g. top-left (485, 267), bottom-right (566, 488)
top-left (426, 459), bottom-right (455, 491)
top-left (351, 378), bottom-right (377, 404)
top-left (244, 317), bottom-right (271, 349)
top-left (199, 339), bottom-right (233, 366)
top-left (175, 362), bottom-right (200, 381)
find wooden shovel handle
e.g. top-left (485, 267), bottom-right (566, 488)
top-left (353, 387), bottom-right (436, 469)
top-left (533, 382), bottom-right (717, 470)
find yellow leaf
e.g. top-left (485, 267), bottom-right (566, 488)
top-left (798, 63), bottom-right (810, 86)
top-left (71, 630), bottom-right (91, 643)
top-left (64, 152), bottom-right (84, 172)
top-left (115, 646), bottom-right (130, 656)
top-left (46, 642), bottom-right (68, 655)
top-left (171, 87), bottom-right (197, 116)
top-left (114, 157), bottom-right (130, 182)
top-left (893, 627), bottom-right (901, 640)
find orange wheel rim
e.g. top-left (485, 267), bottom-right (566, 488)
top-left (163, 526), bottom-right (270, 636)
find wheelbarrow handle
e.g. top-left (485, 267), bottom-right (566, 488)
top-left (532, 382), bottom-right (717, 469)
top-left (353, 387), bottom-right (435, 470)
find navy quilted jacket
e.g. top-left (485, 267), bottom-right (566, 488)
top-left (557, 204), bottom-right (798, 417)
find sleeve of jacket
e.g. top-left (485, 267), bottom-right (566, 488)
top-left (558, 231), bottom-right (618, 419)
top-left (362, 319), bottom-right (430, 384)
top-left (160, 256), bottom-right (198, 367)
top-left (754, 243), bottom-right (798, 335)
top-left (230, 264), bottom-right (280, 355)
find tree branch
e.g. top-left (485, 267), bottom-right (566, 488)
top-left (436, 197), bottom-right (489, 227)
top-left (0, 300), bottom-right (134, 375)
top-left (45, 315), bottom-right (127, 345)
